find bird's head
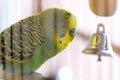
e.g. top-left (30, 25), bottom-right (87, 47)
top-left (54, 9), bottom-right (77, 52)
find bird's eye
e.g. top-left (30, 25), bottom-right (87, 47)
top-left (69, 29), bottom-right (75, 36)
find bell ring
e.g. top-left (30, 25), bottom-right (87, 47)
top-left (82, 23), bottom-right (114, 61)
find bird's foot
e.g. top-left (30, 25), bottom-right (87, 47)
top-left (21, 72), bottom-right (48, 80)
top-left (31, 72), bottom-right (48, 80)
top-left (0, 71), bottom-right (48, 80)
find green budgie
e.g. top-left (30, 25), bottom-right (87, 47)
top-left (0, 8), bottom-right (77, 80)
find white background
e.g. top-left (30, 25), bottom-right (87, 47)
top-left (0, 0), bottom-right (120, 80)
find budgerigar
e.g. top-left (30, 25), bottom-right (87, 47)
top-left (0, 8), bottom-right (77, 80)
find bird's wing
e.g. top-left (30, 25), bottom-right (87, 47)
top-left (0, 14), bottom-right (44, 63)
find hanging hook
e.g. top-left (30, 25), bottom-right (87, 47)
top-left (97, 23), bottom-right (105, 33)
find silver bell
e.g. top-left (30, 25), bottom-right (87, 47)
top-left (82, 23), bottom-right (114, 61)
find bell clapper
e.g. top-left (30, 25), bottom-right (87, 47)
top-left (97, 54), bottom-right (102, 62)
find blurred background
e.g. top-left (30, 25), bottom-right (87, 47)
top-left (0, 0), bottom-right (120, 80)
